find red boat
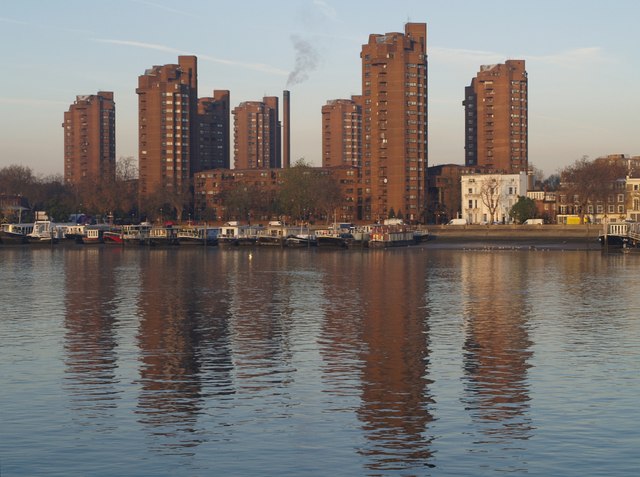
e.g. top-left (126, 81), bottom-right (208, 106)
top-left (102, 230), bottom-right (124, 244)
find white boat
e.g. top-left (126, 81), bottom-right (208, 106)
top-left (0, 223), bottom-right (32, 244)
top-left (257, 225), bottom-right (287, 246)
top-left (218, 223), bottom-right (259, 246)
top-left (27, 213), bottom-right (59, 244)
top-left (59, 224), bottom-right (86, 242)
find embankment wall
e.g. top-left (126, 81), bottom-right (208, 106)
top-left (427, 224), bottom-right (601, 245)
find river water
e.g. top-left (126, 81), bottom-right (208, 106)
top-left (1, 245), bottom-right (639, 476)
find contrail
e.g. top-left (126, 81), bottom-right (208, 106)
top-left (286, 35), bottom-right (319, 88)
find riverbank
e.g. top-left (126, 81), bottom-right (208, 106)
top-left (424, 224), bottom-right (602, 250)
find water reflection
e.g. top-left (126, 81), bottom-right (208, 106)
top-left (226, 250), bottom-right (296, 396)
top-left (319, 250), bottom-right (434, 472)
top-left (135, 249), bottom-right (217, 454)
top-left (63, 248), bottom-right (121, 432)
top-left (7, 246), bottom-right (640, 476)
top-left (460, 252), bottom-right (533, 447)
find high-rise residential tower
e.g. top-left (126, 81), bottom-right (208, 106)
top-left (321, 97), bottom-right (362, 168)
top-left (463, 60), bottom-right (528, 173)
top-left (136, 56), bottom-right (198, 198)
top-left (360, 23), bottom-right (428, 223)
top-left (62, 91), bottom-right (115, 186)
top-left (232, 96), bottom-right (281, 169)
top-left (198, 90), bottom-right (230, 170)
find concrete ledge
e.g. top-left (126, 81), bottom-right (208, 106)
top-left (426, 224), bottom-right (601, 249)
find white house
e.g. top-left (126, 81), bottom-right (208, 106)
top-left (460, 172), bottom-right (528, 224)
top-left (626, 176), bottom-right (640, 222)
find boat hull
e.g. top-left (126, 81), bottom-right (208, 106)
top-left (0, 231), bottom-right (28, 245)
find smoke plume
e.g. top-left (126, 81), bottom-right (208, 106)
top-left (286, 35), bottom-right (319, 88)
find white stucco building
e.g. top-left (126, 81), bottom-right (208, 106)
top-left (460, 172), bottom-right (528, 224)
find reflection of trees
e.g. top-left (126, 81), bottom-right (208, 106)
top-left (460, 253), bottom-right (533, 442)
top-left (318, 251), bottom-right (434, 472)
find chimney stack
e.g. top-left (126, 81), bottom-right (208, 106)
top-left (283, 90), bottom-right (290, 168)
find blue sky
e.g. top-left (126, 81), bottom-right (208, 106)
top-left (1, 0), bottom-right (638, 178)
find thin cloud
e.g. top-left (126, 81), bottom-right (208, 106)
top-left (313, 0), bottom-right (338, 21)
top-left (0, 15), bottom-right (91, 35)
top-left (0, 97), bottom-right (68, 106)
top-left (528, 47), bottom-right (610, 66)
top-left (0, 16), bottom-right (29, 25)
top-left (429, 47), bottom-right (505, 66)
top-left (93, 39), bottom-right (288, 75)
top-left (129, 0), bottom-right (200, 19)
top-left (430, 46), bottom-right (611, 68)
top-left (95, 39), bottom-right (184, 55)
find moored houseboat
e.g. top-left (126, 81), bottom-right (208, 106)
top-left (144, 225), bottom-right (179, 246)
top-left (285, 233), bottom-right (317, 247)
top-left (315, 223), bottom-right (354, 248)
top-left (0, 223), bottom-right (32, 244)
top-left (59, 224), bottom-right (86, 242)
top-left (103, 229), bottom-right (124, 245)
top-left (218, 222), bottom-right (259, 246)
top-left (26, 213), bottom-right (59, 244)
top-left (82, 227), bottom-right (103, 244)
top-left (177, 226), bottom-right (219, 246)
top-left (257, 225), bottom-right (287, 246)
top-left (368, 223), bottom-right (418, 248)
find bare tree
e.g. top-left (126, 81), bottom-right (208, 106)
top-left (277, 159), bottom-right (317, 222)
top-left (560, 156), bottom-right (627, 223)
top-left (0, 164), bottom-right (36, 196)
top-left (222, 182), bottom-right (256, 222)
top-left (310, 172), bottom-right (343, 223)
top-left (479, 176), bottom-right (501, 223)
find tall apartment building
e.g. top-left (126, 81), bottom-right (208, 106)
top-left (136, 56), bottom-right (198, 198)
top-left (232, 96), bottom-right (281, 169)
top-left (463, 60), bottom-right (528, 173)
top-left (361, 23), bottom-right (428, 223)
top-left (62, 91), bottom-right (115, 186)
top-left (321, 97), bottom-right (362, 168)
top-left (198, 90), bottom-right (230, 170)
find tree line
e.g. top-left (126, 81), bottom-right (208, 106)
top-left (0, 158), bottom-right (345, 225)
top-left (1, 155), bottom-right (629, 224)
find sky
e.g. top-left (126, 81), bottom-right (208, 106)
top-left (1, 0), bottom-right (638, 178)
